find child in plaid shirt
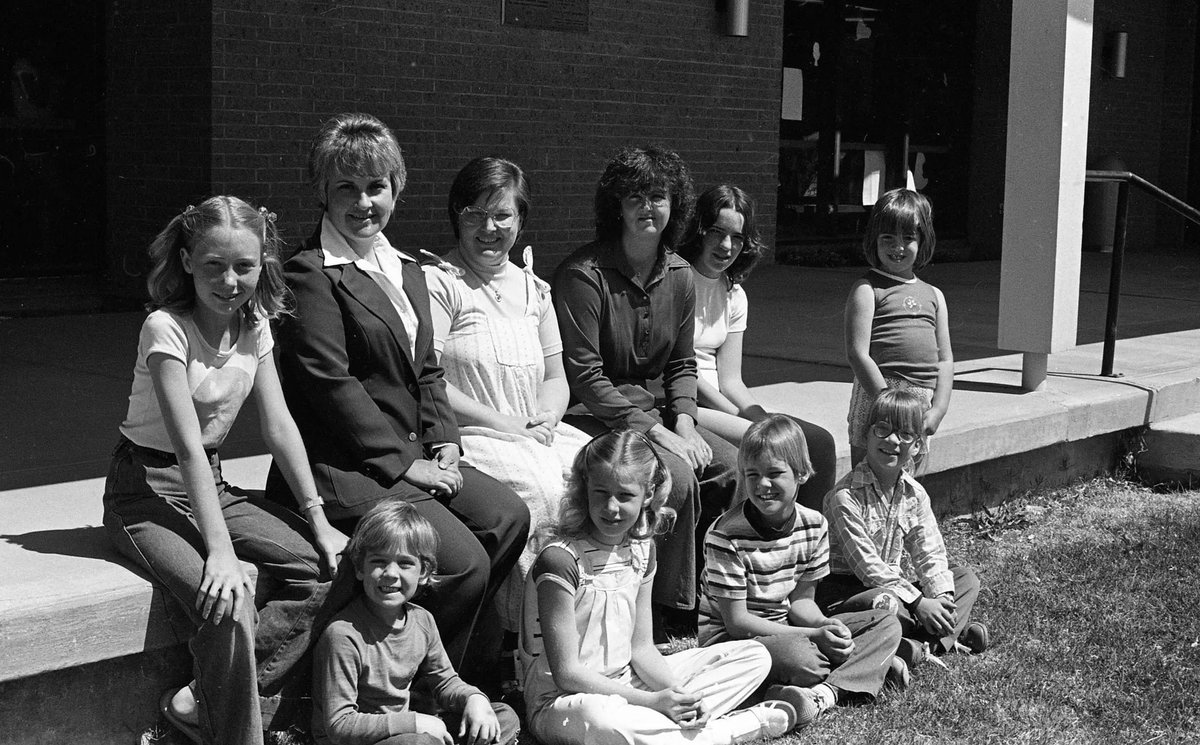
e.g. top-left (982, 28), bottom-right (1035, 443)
top-left (818, 388), bottom-right (989, 659)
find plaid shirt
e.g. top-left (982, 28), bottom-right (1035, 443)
top-left (824, 461), bottom-right (955, 603)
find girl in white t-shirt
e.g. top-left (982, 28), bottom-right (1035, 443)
top-left (103, 196), bottom-right (347, 745)
top-left (676, 185), bottom-right (837, 513)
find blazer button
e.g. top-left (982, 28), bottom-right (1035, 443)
top-left (408, 433), bottom-right (418, 442)
top-left (408, 385), bottom-right (418, 395)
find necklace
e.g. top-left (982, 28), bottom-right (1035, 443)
top-left (461, 260), bottom-right (504, 302)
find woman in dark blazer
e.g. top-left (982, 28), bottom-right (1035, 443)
top-left (267, 112), bottom-right (529, 662)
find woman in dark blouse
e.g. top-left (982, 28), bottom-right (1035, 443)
top-left (553, 145), bottom-right (738, 623)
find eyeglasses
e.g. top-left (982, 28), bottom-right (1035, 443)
top-left (622, 193), bottom-right (670, 209)
top-left (869, 421), bottom-right (918, 443)
top-left (458, 206), bottom-right (517, 229)
top-left (701, 227), bottom-right (745, 251)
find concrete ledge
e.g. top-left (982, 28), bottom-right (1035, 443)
top-left (750, 329), bottom-right (1200, 482)
top-left (0, 455), bottom-right (271, 683)
top-left (1140, 412), bottom-right (1200, 486)
top-left (2, 330), bottom-right (1198, 690)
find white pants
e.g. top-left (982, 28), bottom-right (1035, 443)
top-left (529, 641), bottom-right (772, 745)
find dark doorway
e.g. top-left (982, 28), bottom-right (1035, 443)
top-left (0, 3), bottom-right (106, 278)
top-left (777, 0), bottom-right (974, 261)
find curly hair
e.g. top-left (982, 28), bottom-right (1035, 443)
top-left (677, 184), bottom-right (766, 285)
top-left (735, 414), bottom-right (813, 505)
top-left (446, 156), bottom-right (531, 240)
top-left (862, 188), bottom-right (936, 271)
top-left (345, 498), bottom-right (440, 589)
top-left (593, 145), bottom-right (695, 250)
top-left (308, 113), bottom-right (407, 205)
top-left (145, 196), bottom-right (288, 323)
top-left (547, 430), bottom-right (675, 545)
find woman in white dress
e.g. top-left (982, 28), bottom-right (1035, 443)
top-left (423, 156), bottom-right (590, 635)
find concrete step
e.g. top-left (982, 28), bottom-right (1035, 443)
top-left (1140, 412), bottom-right (1200, 485)
top-left (0, 455), bottom-right (270, 684)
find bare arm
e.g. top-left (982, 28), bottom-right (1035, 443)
top-left (253, 357), bottom-right (348, 576)
top-left (712, 330), bottom-right (768, 421)
top-left (924, 286), bottom-right (954, 435)
top-left (538, 352), bottom-right (571, 421)
top-left (787, 579), bottom-right (853, 663)
top-left (845, 280), bottom-right (887, 395)
top-left (150, 354), bottom-right (252, 625)
top-left (713, 595), bottom-right (815, 640)
top-left (628, 576), bottom-right (680, 689)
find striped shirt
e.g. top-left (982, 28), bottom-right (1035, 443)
top-left (823, 461), bottom-right (955, 604)
top-left (698, 501), bottom-right (829, 645)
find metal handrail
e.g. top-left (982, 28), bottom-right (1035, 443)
top-left (1083, 170), bottom-right (1200, 376)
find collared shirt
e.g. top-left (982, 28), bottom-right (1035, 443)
top-left (824, 461), bottom-right (955, 603)
top-left (553, 239), bottom-right (698, 432)
top-left (320, 216), bottom-right (419, 360)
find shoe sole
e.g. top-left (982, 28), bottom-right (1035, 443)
top-left (963, 623), bottom-right (990, 654)
top-left (896, 637), bottom-right (926, 667)
top-left (752, 699), bottom-right (798, 736)
top-left (159, 688), bottom-right (202, 745)
top-left (886, 656), bottom-right (911, 691)
top-left (764, 684), bottom-right (820, 729)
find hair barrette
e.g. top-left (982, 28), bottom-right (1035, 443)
top-left (258, 206), bottom-right (277, 224)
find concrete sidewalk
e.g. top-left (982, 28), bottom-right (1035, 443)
top-left (1, 250), bottom-right (1198, 491)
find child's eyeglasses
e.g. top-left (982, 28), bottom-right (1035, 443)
top-left (458, 206), bottom-right (516, 229)
top-left (870, 421), bottom-right (918, 443)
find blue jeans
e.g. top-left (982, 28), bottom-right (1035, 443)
top-left (104, 439), bottom-right (329, 745)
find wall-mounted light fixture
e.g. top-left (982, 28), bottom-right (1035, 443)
top-left (1103, 30), bottom-right (1127, 78)
top-left (718, 0), bottom-right (748, 37)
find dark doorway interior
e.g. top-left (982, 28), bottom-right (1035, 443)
top-left (0, 4), bottom-right (106, 278)
top-left (777, 0), bottom-right (974, 260)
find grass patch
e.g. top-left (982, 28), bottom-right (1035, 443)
top-left (778, 477), bottom-right (1200, 744)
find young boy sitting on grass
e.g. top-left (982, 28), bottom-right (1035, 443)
top-left (818, 388), bottom-right (989, 661)
top-left (313, 499), bottom-right (520, 745)
top-left (699, 415), bottom-right (907, 730)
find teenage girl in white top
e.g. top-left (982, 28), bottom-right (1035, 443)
top-left (676, 185), bottom-right (837, 512)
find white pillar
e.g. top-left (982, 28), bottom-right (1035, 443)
top-left (998, 0), bottom-right (1094, 390)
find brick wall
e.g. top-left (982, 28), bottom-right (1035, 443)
top-left (105, 1), bottom-right (213, 296)
top-left (1088, 0), bottom-right (1197, 252)
top-left (208, 0), bottom-right (784, 273)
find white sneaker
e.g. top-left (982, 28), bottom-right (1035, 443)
top-left (764, 683), bottom-right (823, 729)
top-left (745, 700), bottom-right (797, 739)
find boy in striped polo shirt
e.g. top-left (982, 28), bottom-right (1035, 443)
top-left (699, 415), bottom-right (905, 729)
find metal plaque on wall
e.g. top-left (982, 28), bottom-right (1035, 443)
top-left (502, 0), bottom-right (588, 33)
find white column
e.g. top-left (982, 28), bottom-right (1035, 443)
top-left (998, 0), bottom-right (1094, 390)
